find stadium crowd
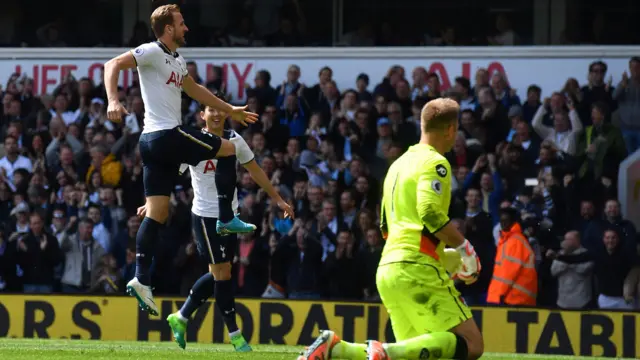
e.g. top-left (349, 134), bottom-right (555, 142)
top-left (0, 52), bottom-right (639, 310)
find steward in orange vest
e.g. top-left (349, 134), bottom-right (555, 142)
top-left (487, 207), bottom-right (538, 306)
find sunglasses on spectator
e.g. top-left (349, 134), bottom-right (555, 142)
top-left (590, 68), bottom-right (605, 73)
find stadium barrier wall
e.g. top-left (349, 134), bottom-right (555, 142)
top-left (2, 46), bottom-right (640, 102)
top-left (0, 295), bottom-right (637, 358)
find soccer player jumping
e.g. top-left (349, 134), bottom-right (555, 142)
top-left (158, 102), bottom-right (294, 351)
top-left (104, 4), bottom-right (258, 316)
top-left (300, 98), bottom-right (484, 360)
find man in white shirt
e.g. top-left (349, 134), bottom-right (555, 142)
top-left (138, 102), bottom-right (293, 352)
top-left (532, 97), bottom-right (583, 155)
top-left (104, 4), bottom-right (257, 316)
top-left (87, 203), bottom-right (111, 253)
top-left (0, 135), bottom-right (32, 185)
top-left (49, 94), bottom-right (81, 126)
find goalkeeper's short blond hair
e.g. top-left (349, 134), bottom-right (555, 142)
top-left (420, 98), bottom-right (460, 133)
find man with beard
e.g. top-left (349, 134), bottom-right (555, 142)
top-left (103, 4), bottom-right (258, 315)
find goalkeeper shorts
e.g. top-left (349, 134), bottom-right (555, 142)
top-left (376, 261), bottom-right (472, 341)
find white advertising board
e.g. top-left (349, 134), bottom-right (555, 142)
top-left (1, 47), bottom-right (639, 104)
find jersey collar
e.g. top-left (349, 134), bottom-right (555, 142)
top-left (155, 40), bottom-right (179, 58)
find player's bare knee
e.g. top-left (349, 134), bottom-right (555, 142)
top-left (209, 262), bottom-right (232, 281)
top-left (216, 140), bottom-right (235, 158)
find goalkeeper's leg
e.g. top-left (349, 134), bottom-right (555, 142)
top-left (369, 318), bottom-right (482, 360)
top-left (372, 262), bottom-right (484, 359)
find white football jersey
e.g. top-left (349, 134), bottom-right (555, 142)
top-left (180, 130), bottom-right (255, 218)
top-left (131, 41), bottom-right (188, 134)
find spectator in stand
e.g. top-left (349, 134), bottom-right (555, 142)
top-left (351, 109), bottom-right (375, 159)
top-left (283, 222), bottom-right (323, 299)
top-left (463, 154), bottom-right (503, 224)
top-left (491, 72), bottom-right (521, 110)
top-left (60, 218), bottom-right (105, 293)
top-left (355, 73), bottom-right (372, 103)
top-left (373, 66), bottom-right (403, 100)
top-left (419, 73), bottom-right (442, 103)
top-left (86, 203), bottom-right (111, 253)
top-left (458, 188), bottom-right (495, 305)
top-left (276, 91), bottom-right (307, 137)
top-left (477, 86), bottom-right (509, 153)
top-left (513, 117), bottom-right (541, 164)
top-left (583, 199), bottom-right (638, 254)
top-left (50, 93), bottom-right (80, 126)
top-left (581, 61), bottom-right (616, 122)
top-left (613, 57), bottom-right (640, 154)
top-left (596, 229), bottom-right (637, 309)
top-left (454, 76), bottom-right (477, 112)
top-left (359, 228), bottom-right (383, 301)
top-left (91, 253), bottom-right (123, 294)
top-left (16, 212), bottom-right (61, 293)
top-left (246, 69), bottom-right (277, 107)
top-left (473, 68), bottom-right (490, 96)
top-left (393, 79), bottom-right (412, 118)
top-left (0, 136), bottom-right (32, 185)
top-left (316, 80), bottom-right (341, 126)
top-left (317, 199), bottom-right (343, 260)
top-left (532, 96), bottom-right (583, 155)
top-left (386, 101), bottom-right (418, 150)
top-left (410, 67), bottom-right (428, 101)
top-left (235, 231), bottom-right (270, 297)
top-left (562, 78), bottom-right (583, 110)
top-left (305, 66), bottom-right (334, 109)
top-left (446, 132), bottom-right (482, 169)
top-left (86, 144), bottom-right (122, 188)
top-left (549, 230), bottom-right (594, 309)
top-left (522, 85), bottom-right (542, 124)
top-left (575, 101), bottom-right (627, 184)
top-left (112, 215), bottom-right (139, 267)
top-left (276, 65), bottom-right (302, 100)
top-left (487, 207), bottom-right (538, 306)
top-left (325, 228), bottom-right (361, 299)
top-left (98, 187), bottom-right (126, 236)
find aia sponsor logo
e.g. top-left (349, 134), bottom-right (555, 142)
top-left (166, 71), bottom-right (184, 88)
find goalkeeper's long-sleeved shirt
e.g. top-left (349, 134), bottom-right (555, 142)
top-left (380, 143), bottom-right (452, 266)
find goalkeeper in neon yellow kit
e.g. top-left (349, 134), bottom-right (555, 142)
top-left (299, 99), bottom-right (484, 360)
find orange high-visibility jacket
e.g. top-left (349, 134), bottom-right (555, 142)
top-left (487, 223), bottom-right (538, 305)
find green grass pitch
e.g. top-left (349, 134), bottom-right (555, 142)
top-left (0, 338), bottom-right (630, 360)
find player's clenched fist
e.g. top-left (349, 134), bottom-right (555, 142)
top-left (107, 100), bottom-right (129, 123)
top-left (454, 239), bottom-right (481, 284)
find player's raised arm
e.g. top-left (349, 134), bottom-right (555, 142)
top-left (104, 51), bottom-right (137, 122)
top-left (242, 159), bottom-right (294, 219)
top-left (183, 76), bottom-right (259, 126)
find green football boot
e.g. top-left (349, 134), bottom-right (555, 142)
top-left (166, 313), bottom-right (187, 349)
top-left (230, 332), bottom-right (252, 352)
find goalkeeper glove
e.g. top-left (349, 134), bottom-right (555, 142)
top-left (443, 248), bottom-right (463, 275)
top-left (453, 239), bottom-right (481, 285)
